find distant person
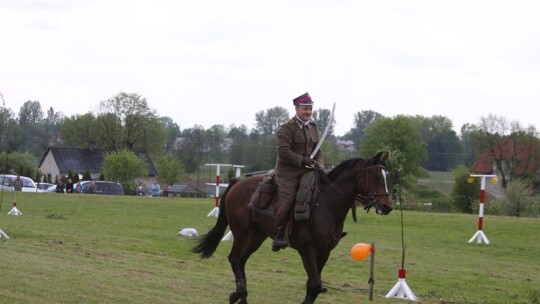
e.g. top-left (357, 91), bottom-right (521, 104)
top-left (55, 179), bottom-right (65, 193)
top-left (13, 174), bottom-right (23, 191)
top-left (88, 181), bottom-right (97, 193)
top-left (162, 184), bottom-right (169, 197)
top-left (137, 182), bottom-right (145, 196)
top-left (75, 181), bottom-right (82, 193)
top-left (65, 178), bottom-right (74, 193)
top-left (150, 180), bottom-right (160, 197)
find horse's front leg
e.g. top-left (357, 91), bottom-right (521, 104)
top-left (300, 252), bottom-right (323, 304)
top-left (229, 277), bottom-right (247, 304)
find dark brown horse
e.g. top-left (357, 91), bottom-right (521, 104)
top-left (192, 152), bottom-right (393, 304)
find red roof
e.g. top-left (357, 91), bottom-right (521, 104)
top-left (471, 140), bottom-right (539, 175)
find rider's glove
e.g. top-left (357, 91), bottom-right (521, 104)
top-left (302, 156), bottom-right (315, 167)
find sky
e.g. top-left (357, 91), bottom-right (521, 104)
top-left (1, 0), bottom-right (539, 137)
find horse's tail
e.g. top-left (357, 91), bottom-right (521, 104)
top-left (191, 178), bottom-right (240, 259)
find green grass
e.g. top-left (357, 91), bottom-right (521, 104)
top-left (0, 192), bottom-right (539, 303)
top-left (417, 171), bottom-right (455, 196)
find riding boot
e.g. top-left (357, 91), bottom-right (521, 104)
top-left (272, 209), bottom-right (289, 251)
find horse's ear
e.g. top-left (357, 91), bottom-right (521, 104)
top-left (373, 151), bottom-right (384, 163)
top-left (381, 151), bottom-right (389, 162)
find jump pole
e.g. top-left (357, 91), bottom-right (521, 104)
top-left (468, 174), bottom-right (497, 245)
top-left (220, 165), bottom-right (245, 241)
top-left (7, 202), bottom-right (22, 216)
top-left (0, 92), bottom-right (12, 238)
top-left (205, 163), bottom-right (231, 217)
top-left (385, 269), bottom-right (417, 301)
top-left (232, 165), bottom-right (244, 178)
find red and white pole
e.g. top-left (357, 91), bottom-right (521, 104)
top-left (205, 163), bottom-right (231, 217)
top-left (468, 174), bottom-right (497, 244)
top-left (7, 202), bottom-right (23, 216)
top-left (385, 269), bottom-right (417, 300)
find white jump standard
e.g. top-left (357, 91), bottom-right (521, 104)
top-left (468, 174), bottom-right (497, 245)
top-left (7, 202), bottom-right (22, 216)
top-left (205, 163), bottom-right (232, 217)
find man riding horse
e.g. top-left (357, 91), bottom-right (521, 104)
top-left (272, 92), bottom-right (323, 251)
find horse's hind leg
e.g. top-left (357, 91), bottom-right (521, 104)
top-left (228, 230), bottom-right (267, 304)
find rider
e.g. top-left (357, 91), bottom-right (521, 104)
top-left (272, 92), bottom-right (323, 252)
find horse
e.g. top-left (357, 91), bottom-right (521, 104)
top-left (192, 151), bottom-right (393, 304)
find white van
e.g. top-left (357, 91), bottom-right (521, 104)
top-left (0, 174), bottom-right (41, 193)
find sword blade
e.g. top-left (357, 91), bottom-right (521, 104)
top-left (310, 102), bottom-right (336, 159)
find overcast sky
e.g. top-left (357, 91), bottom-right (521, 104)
top-left (1, 0), bottom-right (539, 136)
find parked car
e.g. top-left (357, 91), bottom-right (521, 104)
top-left (0, 174), bottom-right (41, 193)
top-left (44, 184), bottom-right (59, 193)
top-left (79, 181), bottom-right (124, 195)
top-left (37, 182), bottom-right (54, 191)
top-left (43, 181), bottom-right (124, 195)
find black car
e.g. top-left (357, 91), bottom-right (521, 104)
top-left (78, 181), bottom-right (124, 195)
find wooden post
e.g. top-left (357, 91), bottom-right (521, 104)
top-left (369, 241), bottom-right (375, 301)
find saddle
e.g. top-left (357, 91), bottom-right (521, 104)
top-left (248, 169), bottom-right (319, 221)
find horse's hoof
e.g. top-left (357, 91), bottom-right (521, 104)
top-left (229, 292), bottom-right (239, 304)
top-left (320, 286), bottom-right (328, 293)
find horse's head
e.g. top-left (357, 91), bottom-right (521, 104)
top-left (355, 151), bottom-right (393, 215)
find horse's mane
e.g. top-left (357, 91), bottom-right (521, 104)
top-left (326, 154), bottom-right (386, 180)
top-left (326, 157), bottom-right (363, 179)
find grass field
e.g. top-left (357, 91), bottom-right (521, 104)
top-left (0, 192), bottom-right (539, 304)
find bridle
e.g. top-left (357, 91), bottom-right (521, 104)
top-left (319, 164), bottom-right (390, 213)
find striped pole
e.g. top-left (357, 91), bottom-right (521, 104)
top-left (205, 164), bottom-right (231, 217)
top-left (468, 174), bottom-right (497, 244)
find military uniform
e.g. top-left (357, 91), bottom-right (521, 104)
top-left (273, 93), bottom-right (323, 251)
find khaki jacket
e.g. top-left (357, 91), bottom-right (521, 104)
top-left (274, 117), bottom-right (323, 179)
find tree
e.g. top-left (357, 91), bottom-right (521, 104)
top-left (227, 124), bottom-right (250, 167)
top-left (60, 113), bottom-right (98, 148)
top-left (18, 100), bottom-right (43, 126)
top-left (206, 124), bottom-right (226, 163)
top-left (343, 110), bottom-right (384, 149)
top-left (0, 151), bottom-right (38, 178)
top-left (460, 123), bottom-right (480, 167)
top-left (500, 179), bottom-right (535, 217)
top-left (255, 106), bottom-right (289, 135)
top-left (18, 100), bottom-right (44, 155)
top-left (361, 116), bottom-right (427, 201)
top-left (101, 150), bottom-right (148, 188)
top-left (160, 116), bottom-right (181, 153)
top-left (98, 92), bottom-right (158, 151)
top-left (409, 115), bottom-right (463, 171)
top-left (140, 116), bottom-right (166, 158)
top-left (156, 155), bottom-right (185, 185)
top-left (0, 104), bottom-right (20, 153)
top-left (470, 115), bottom-right (539, 188)
top-left (450, 165), bottom-right (479, 213)
top-left (43, 107), bottom-right (64, 149)
top-left (175, 126), bottom-right (206, 173)
top-left (312, 108), bottom-right (336, 139)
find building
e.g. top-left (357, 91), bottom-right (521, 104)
top-left (38, 146), bottom-right (157, 184)
top-left (336, 140), bottom-right (355, 152)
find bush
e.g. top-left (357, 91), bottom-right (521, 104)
top-left (450, 165), bottom-right (479, 213)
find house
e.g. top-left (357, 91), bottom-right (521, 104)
top-left (470, 140), bottom-right (539, 177)
top-left (38, 146), bottom-right (158, 184)
top-left (336, 140), bottom-right (355, 152)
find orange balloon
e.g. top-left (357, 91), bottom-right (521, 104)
top-left (351, 243), bottom-right (371, 261)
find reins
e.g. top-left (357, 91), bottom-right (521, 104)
top-left (319, 164), bottom-right (389, 212)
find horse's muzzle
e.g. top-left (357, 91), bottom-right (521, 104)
top-left (378, 204), bottom-right (393, 215)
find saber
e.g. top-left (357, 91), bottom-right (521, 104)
top-left (310, 102), bottom-right (336, 159)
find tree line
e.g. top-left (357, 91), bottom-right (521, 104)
top-left (1, 91), bottom-right (539, 216)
